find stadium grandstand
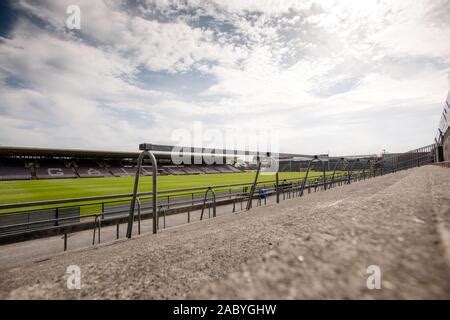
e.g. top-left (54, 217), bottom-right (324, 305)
top-left (0, 145), bottom-right (247, 181)
top-left (3, 143), bottom-right (376, 181)
top-left (0, 143), bottom-right (436, 181)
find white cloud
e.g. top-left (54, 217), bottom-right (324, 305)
top-left (0, 0), bottom-right (449, 155)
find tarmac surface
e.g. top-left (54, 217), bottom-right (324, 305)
top-left (0, 166), bottom-right (449, 299)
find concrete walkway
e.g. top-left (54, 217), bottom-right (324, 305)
top-left (0, 166), bottom-right (449, 299)
top-left (0, 193), bottom-right (276, 269)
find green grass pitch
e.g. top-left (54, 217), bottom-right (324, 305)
top-left (0, 172), bottom-right (330, 204)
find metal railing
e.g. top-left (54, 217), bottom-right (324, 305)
top-left (0, 174), bottom-right (341, 236)
top-left (200, 187), bottom-right (216, 220)
top-left (0, 144), bottom-right (437, 252)
top-left (127, 147), bottom-right (157, 237)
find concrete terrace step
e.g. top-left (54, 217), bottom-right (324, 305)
top-left (194, 166), bottom-right (450, 299)
top-left (0, 166), bottom-right (449, 299)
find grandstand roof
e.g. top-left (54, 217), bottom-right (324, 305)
top-left (0, 146), bottom-right (140, 159)
top-left (0, 145), bottom-right (376, 161)
top-left (0, 145), bottom-right (318, 160)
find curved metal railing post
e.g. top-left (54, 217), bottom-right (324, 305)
top-left (275, 172), bottom-right (280, 203)
top-left (126, 148), bottom-right (158, 238)
top-left (246, 161), bottom-right (262, 211)
top-left (346, 159), bottom-right (358, 184)
top-left (92, 214), bottom-right (101, 245)
top-left (158, 205), bottom-right (166, 229)
top-left (329, 158), bottom-right (344, 189)
top-left (299, 156), bottom-right (327, 197)
top-left (136, 197), bottom-right (141, 235)
top-left (200, 187), bottom-right (216, 220)
top-left (299, 158), bottom-right (313, 197)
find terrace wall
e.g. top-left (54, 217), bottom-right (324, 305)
top-left (444, 128), bottom-right (450, 161)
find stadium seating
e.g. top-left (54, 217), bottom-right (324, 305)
top-left (198, 166), bottom-right (219, 174)
top-left (212, 164), bottom-right (242, 173)
top-left (35, 160), bottom-right (77, 179)
top-left (106, 159), bottom-right (154, 176)
top-left (157, 168), bottom-right (169, 175)
top-left (0, 158), bottom-right (242, 181)
top-left (141, 167), bottom-right (153, 175)
top-left (164, 166), bottom-right (186, 175)
top-left (0, 159), bottom-right (31, 180)
top-left (164, 164), bottom-right (241, 175)
top-left (213, 165), bottom-right (234, 173)
top-left (225, 164), bottom-right (242, 173)
top-left (108, 166), bottom-right (139, 177)
top-left (182, 165), bottom-right (205, 174)
top-left (75, 161), bottom-right (112, 178)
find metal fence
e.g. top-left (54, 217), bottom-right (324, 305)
top-left (0, 144), bottom-right (437, 251)
top-left (435, 92), bottom-right (449, 146)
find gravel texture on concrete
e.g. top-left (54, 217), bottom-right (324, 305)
top-left (0, 166), bottom-right (449, 299)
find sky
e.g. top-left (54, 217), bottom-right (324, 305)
top-left (0, 0), bottom-right (449, 156)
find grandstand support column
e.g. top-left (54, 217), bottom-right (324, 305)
top-left (126, 145), bottom-right (158, 238)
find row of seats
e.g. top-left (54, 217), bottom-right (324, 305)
top-left (162, 164), bottom-right (240, 175)
top-left (0, 166), bottom-right (31, 180)
top-left (0, 159), bottom-right (32, 180)
top-left (0, 161), bottom-right (242, 181)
